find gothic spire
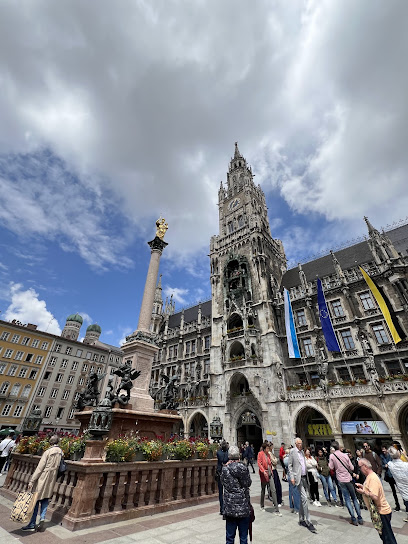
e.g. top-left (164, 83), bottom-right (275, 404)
top-left (364, 216), bottom-right (379, 236)
top-left (234, 141), bottom-right (242, 159)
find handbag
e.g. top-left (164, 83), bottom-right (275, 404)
top-left (10, 491), bottom-right (38, 523)
top-left (368, 497), bottom-right (383, 535)
top-left (57, 455), bottom-right (67, 480)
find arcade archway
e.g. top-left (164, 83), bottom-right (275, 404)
top-left (236, 410), bottom-right (263, 454)
top-left (189, 412), bottom-right (208, 438)
top-left (295, 407), bottom-right (333, 451)
top-left (340, 403), bottom-right (391, 452)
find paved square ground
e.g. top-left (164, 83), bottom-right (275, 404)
top-left (2, 469), bottom-right (408, 544)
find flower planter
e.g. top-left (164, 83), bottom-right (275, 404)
top-left (134, 451), bottom-right (145, 462)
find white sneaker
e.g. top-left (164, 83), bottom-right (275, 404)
top-left (275, 511), bottom-right (282, 516)
top-left (278, 503), bottom-right (283, 507)
top-left (315, 501), bottom-right (322, 507)
top-left (260, 507), bottom-right (265, 512)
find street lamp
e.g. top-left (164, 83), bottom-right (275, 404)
top-left (210, 416), bottom-right (223, 442)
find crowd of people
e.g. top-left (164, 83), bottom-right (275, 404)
top-left (217, 437), bottom-right (408, 543)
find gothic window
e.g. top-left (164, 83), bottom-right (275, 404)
top-left (191, 340), bottom-right (196, 354)
top-left (302, 338), bottom-right (314, 357)
top-left (296, 309), bottom-right (307, 326)
top-left (385, 360), bottom-right (403, 376)
top-left (229, 341), bottom-right (245, 360)
top-left (351, 365), bottom-right (366, 379)
top-left (204, 336), bottom-right (210, 350)
top-left (238, 216), bottom-right (244, 228)
top-left (228, 314), bottom-right (243, 331)
top-left (340, 329), bottom-right (355, 350)
top-left (296, 372), bottom-right (307, 385)
top-left (360, 292), bottom-right (375, 310)
top-left (336, 366), bottom-right (351, 381)
top-left (372, 323), bottom-right (389, 344)
top-left (331, 300), bottom-right (344, 317)
top-left (228, 222), bottom-right (234, 233)
top-left (310, 373), bottom-right (320, 386)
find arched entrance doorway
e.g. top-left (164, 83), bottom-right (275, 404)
top-left (189, 412), bottom-right (208, 438)
top-left (398, 403), bottom-right (408, 452)
top-left (296, 407), bottom-right (333, 451)
top-left (236, 410), bottom-right (263, 454)
top-left (341, 403), bottom-right (391, 452)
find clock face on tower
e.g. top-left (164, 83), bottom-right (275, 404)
top-left (228, 198), bottom-right (240, 211)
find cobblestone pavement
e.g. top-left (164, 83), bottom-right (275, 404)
top-left (2, 469), bottom-right (408, 544)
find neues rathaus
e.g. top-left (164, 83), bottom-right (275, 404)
top-left (150, 143), bottom-right (408, 453)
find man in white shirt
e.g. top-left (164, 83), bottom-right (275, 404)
top-left (388, 446), bottom-right (408, 522)
top-left (0, 432), bottom-right (16, 472)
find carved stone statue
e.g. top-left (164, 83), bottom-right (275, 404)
top-left (76, 372), bottom-right (106, 410)
top-left (111, 360), bottom-right (141, 406)
top-left (156, 217), bottom-right (169, 239)
top-left (317, 362), bottom-right (329, 398)
top-left (359, 331), bottom-right (373, 356)
top-left (159, 374), bottom-right (180, 410)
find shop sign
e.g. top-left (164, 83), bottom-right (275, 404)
top-left (341, 421), bottom-right (389, 435)
top-left (307, 424), bottom-right (333, 436)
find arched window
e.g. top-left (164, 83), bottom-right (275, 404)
top-left (238, 216), bottom-right (244, 228)
top-left (0, 382), bottom-right (10, 395)
top-left (21, 384), bottom-right (31, 398)
top-left (10, 383), bottom-right (21, 396)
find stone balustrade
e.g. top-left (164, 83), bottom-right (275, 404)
top-left (2, 453), bottom-right (217, 531)
top-left (287, 380), bottom-right (408, 401)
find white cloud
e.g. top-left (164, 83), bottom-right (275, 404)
top-left (118, 326), bottom-right (133, 347)
top-left (79, 312), bottom-right (93, 326)
top-left (3, 282), bottom-right (61, 335)
top-left (0, 0), bottom-right (407, 269)
top-left (163, 286), bottom-right (189, 306)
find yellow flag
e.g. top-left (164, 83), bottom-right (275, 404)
top-left (359, 266), bottom-right (402, 344)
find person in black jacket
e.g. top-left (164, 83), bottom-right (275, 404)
top-left (221, 445), bottom-right (252, 544)
top-left (217, 441), bottom-right (230, 514)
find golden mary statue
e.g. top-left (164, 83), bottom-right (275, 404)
top-left (156, 217), bottom-right (169, 240)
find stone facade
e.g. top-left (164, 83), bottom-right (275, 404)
top-left (151, 144), bottom-right (408, 452)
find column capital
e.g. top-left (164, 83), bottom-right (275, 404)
top-left (148, 236), bottom-right (168, 253)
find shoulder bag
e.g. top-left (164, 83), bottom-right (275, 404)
top-left (368, 496), bottom-right (383, 535)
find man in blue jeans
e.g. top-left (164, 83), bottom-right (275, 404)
top-left (329, 441), bottom-right (363, 526)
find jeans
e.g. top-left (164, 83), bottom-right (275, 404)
top-left (218, 478), bottom-right (224, 513)
top-left (319, 474), bottom-right (337, 501)
top-left (28, 498), bottom-right (49, 527)
top-left (288, 479), bottom-right (300, 512)
top-left (226, 516), bottom-right (250, 544)
top-left (339, 481), bottom-right (362, 522)
top-left (379, 512), bottom-right (398, 544)
top-left (296, 476), bottom-right (311, 523)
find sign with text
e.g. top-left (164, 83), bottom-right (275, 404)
top-left (307, 423), bottom-right (333, 436)
top-left (341, 421), bottom-right (389, 435)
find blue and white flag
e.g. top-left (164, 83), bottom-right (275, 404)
top-left (316, 278), bottom-right (341, 352)
top-left (284, 288), bottom-right (300, 358)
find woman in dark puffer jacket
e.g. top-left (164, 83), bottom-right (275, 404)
top-left (221, 445), bottom-right (252, 544)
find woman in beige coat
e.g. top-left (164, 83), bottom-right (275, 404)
top-left (22, 435), bottom-right (63, 532)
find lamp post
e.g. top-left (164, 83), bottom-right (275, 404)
top-left (210, 416), bottom-right (223, 443)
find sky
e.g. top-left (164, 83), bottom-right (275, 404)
top-left (1, 0), bottom-right (408, 347)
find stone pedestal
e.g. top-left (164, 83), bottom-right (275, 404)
top-left (121, 332), bottom-right (158, 412)
top-left (76, 407), bottom-right (181, 442)
top-left (81, 440), bottom-right (106, 463)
